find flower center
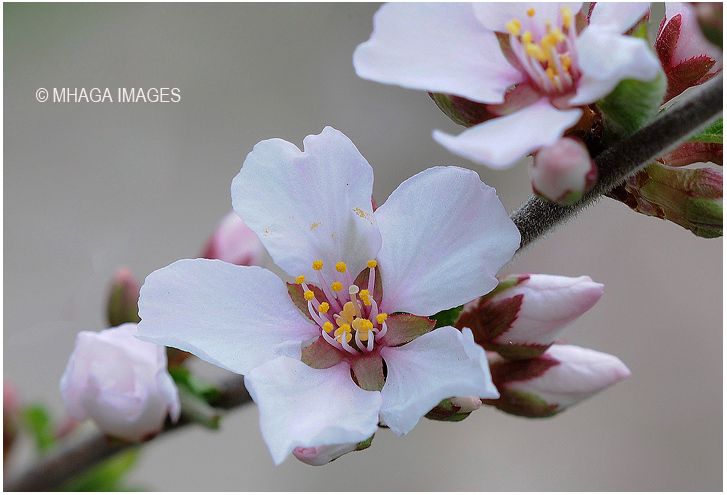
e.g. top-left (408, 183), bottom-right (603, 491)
top-left (505, 6), bottom-right (580, 94)
top-left (296, 260), bottom-right (388, 355)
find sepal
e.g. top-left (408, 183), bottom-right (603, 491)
top-left (425, 396), bottom-right (481, 422)
top-left (106, 268), bottom-right (141, 327)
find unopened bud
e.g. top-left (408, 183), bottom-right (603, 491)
top-left (201, 211), bottom-right (265, 266)
top-left (483, 344), bottom-right (631, 418)
top-left (691, 2), bottom-right (723, 48)
top-left (457, 274), bottom-right (603, 360)
top-left (659, 141), bottom-right (722, 167)
top-left (292, 435), bottom-right (373, 466)
top-left (608, 163), bottom-right (722, 238)
top-left (59, 323), bottom-right (181, 442)
top-left (530, 138), bottom-right (597, 205)
top-left (425, 396), bottom-right (482, 422)
top-left (106, 268), bottom-right (141, 327)
top-left (656, 3), bottom-right (722, 101)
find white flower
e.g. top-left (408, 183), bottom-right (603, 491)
top-left (137, 127), bottom-right (521, 464)
top-left (354, 2), bottom-right (661, 168)
top-left (59, 323), bottom-right (180, 442)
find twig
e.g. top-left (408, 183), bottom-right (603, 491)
top-left (511, 74), bottom-right (723, 251)
top-left (5, 74), bottom-right (722, 492)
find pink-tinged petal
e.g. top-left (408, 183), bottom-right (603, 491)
top-left (379, 327), bottom-right (497, 436)
top-left (570, 26), bottom-right (661, 105)
top-left (293, 442), bottom-right (361, 466)
top-left (433, 99), bottom-right (583, 168)
top-left (354, 3), bottom-right (523, 104)
top-left (491, 274), bottom-right (603, 347)
top-left (589, 2), bottom-right (650, 33)
top-left (473, 3), bottom-right (582, 33)
top-left (245, 357), bottom-right (381, 465)
top-left (137, 259), bottom-right (319, 375)
top-left (664, 3), bottom-right (723, 68)
top-left (232, 127), bottom-right (381, 283)
top-left (507, 344), bottom-right (631, 409)
top-left (375, 166), bottom-right (520, 316)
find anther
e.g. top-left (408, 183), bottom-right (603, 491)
top-left (527, 7), bottom-right (535, 17)
top-left (561, 6), bottom-right (572, 29)
top-left (376, 313), bottom-right (388, 324)
top-left (331, 282), bottom-right (343, 292)
top-left (295, 275), bottom-right (306, 284)
top-left (335, 262), bottom-right (347, 273)
top-left (304, 290), bottom-right (315, 301)
top-left (366, 260), bottom-right (377, 268)
top-left (323, 321), bottom-right (333, 333)
top-left (312, 260), bottom-right (323, 271)
top-left (505, 19), bottom-right (521, 36)
top-left (318, 302), bottom-right (330, 313)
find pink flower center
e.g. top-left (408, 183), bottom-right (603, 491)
top-left (505, 6), bottom-right (581, 95)
top-left (296, 260), bottom-right (388, 355)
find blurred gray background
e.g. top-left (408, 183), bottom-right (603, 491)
top-left (4, 3), bottom-right (722, 491)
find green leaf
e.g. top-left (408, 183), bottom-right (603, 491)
top-left (168, 366), bottom-right (220, 403)
top-left (597, 69), bottom-right (667, 140)
top-left (688, 118), bottom-right (723, 144)
top-left (430, 305), bottom-right (463, 329)
top-left (62, 448), bottom-right (141, 491)
top-left (21, 404), bottom-right (56, 452)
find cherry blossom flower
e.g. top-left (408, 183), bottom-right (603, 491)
top-left (137, 127), bottom-right (520, 464)
top-left (353, 2), bottom-right (661, 168)
top-left (59, 323), bottom-right (180, 442)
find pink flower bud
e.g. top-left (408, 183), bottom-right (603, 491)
top-left (292, 441), bottom-right (365, 466)
top-left (425, 395), bottom-right (482, 422)
top-left (656, 3), bottom-right (723, 101)
top-left (59, 323), bottom-right (181, 442)
top-left (484, 344), bottom-right (631, 418)
top-left (201, 211), bottom-right (265, 266)
top-left (106, 268), bottom-right (141, 327)
top-left (457, 274), bottom-right (603, 360)
top-left (530, 138), bottom-right (597, 205)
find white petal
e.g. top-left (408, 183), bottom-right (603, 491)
top-left (245, 357), bottom-right (381, 465)
top-left (379, 327), bottom-right (497, 436)
top-left (232, 127), bottom-right (381, 283)
top-left (375, 166), bottom-right (520, 316)
top-left (353, 2), bottom-right (523, 104)
top-left (433, 98), bottom-right (583, 168)
top-left (137, 259), bottom-right (319, 375)
top-left (473, 3), bottom-right (582, 33)
top-left (570, 26), bottom-right (661, 105)
top-left (589, 2), bottom-right (649, 33)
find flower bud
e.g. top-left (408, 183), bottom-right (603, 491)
top-left (656, 3), bottom-right (723, 101)
top-left (292, 435), bottom-right (373, 466)
top-left (608, 163), bottom-right (723, 238)
top-left (659, 141), bottom-right (723, 168)
top-left (530, 138), bottom-right (597, 205)
top-left (201, 211), bottom-right (265, 266)
top-left (483, 344), bottom-right (631, 418)
top-left (106, 268), bottom-right (141, 327)
top-left (425, 396), bottom-right (482, 422)
top-left (457, 274), bottom-right (603, 360)
top-left (691, 2), bottom-right (723, 48)
top-left (59, 323), bottom-right (181, 442)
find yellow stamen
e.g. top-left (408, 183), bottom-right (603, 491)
top-left (331, 281), bottom-right (343, 292)
top-left (560, 54), bottom-right (571, 71)
top-left (525, 43), bottom-right (547, 62)
top-left (312, 260), bottom-right (323, 271)
top-left (359, 289), bottom-right (372, 306)
top-left (505, 19), bottom-right (521, 36)
top-left (335, 262), bottom-right (347, 273)
top-left (334, 324), bottom-right (352, 343)
top-left (527, 7), bottom-right (535, 17)
top-left (295, 275), bottom-right (305, 284)
top-left (545, 67), bottom-right (556, 83)
top-left (342, 301), bottom-right (356, 318)
top-left (304, 290), bottom-right (315, 301)
top-left (318, 302), bottom-right (329, 313)
top-left (323, 321), bottom-right (333, 333)
top-left (522, 31), bottom-right (533, 44)
top-left (376, 313), bottom-right (388, 324)
top-left (561, 6), bottom-right (573, 29)
top-left (366, 260), bottom-right (377, 269)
